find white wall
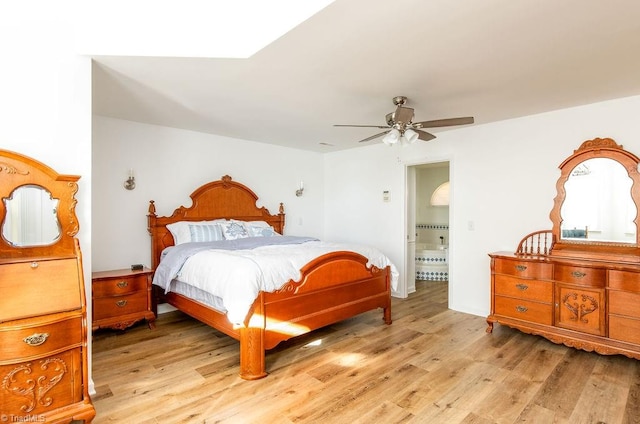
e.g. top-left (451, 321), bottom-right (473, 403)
top-left (1, 11), bottom-right (94, 389)
top-left (325, 95), bottom-right (640, 316)
top-left (323, 144), bottom-right (406, 296)
top-left (92, 116), bottom-right (324, 271)
top-left (416, 166), bottom-right (450, 246)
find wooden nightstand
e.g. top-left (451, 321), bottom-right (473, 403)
top-left (92, 267), bottom-right (156, 331)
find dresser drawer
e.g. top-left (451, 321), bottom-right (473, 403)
top-left (554, 264), bottom-right (605, 287)
top-left (93, 291), bottom-right (148, 320)
top-left (609, 270), bottom-right (640, 292)
top-left (0, 313), bottom-right (82, 363)
top-left (609, 315), bottom-right (640, 345)
top-left (609, 290), bottom-right (640, 319)
top-left (494, 275), bottom-right (553, 303)
top-left (494, 295), bottom-right (553, 325)
top-left (494, 259), bottom-right (552, 279)
top-left (93, 273), bottom-right (149, 297)
top-left (0, 259), bottom-right (81, 322)
top-left (0, 348), bottom-right (83, 415)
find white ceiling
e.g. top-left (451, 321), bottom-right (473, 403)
top-left (92, 0), bottom-right (640, 152)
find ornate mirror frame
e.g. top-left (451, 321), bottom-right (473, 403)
top-left (0, 149), bottom-right (80, 259)
top-left (550, 137), bottom-right (640, 262)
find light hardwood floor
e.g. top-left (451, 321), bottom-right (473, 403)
top-left (91, 281), bottom-right (640, 423)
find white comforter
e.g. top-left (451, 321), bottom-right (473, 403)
top-left (172, 240), bottom-right (398, 324)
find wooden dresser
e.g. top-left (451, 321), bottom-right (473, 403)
top-left (489, 251), bottom-right (640, 358)
top-left (92, 267), bottom-right (155, 331)
top-left (487, 138), bottom-right (640, 360)
top-left (0, 150), bottom-right (95, 422)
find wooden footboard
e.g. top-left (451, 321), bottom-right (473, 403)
top-left (162, 252), bottom-right (391, 380)
top-left (241, 251), bottom-right (392, 379)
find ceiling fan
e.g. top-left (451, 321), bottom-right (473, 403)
top-left (334, 96), bottom-right (474, 145)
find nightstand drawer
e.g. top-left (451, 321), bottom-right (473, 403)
top-left (93, 292), bottom-right (148, 321)
top-left (0, 313), bottom-right (82, 362)
top-left (0, 259), bottom-right (81, 321)
top-left (93, 273), bottom-right (148, 297)
top-left (494, 295), bottom-right (552, 325)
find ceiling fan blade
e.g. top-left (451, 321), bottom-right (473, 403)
top-left (358, 131), bottom-right (389, 143)
top-left (334, 124), bottom-right (390, 129)
top-left (413, 117), bottom-right (474, 128)
top-left (415, 130), bottom-right (436, 142)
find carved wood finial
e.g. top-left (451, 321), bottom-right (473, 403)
top-left (221, 175), bottom-right (232, 188)
top-left (148, 200), bottom-right (156, 216)
top-left (279, 202), bottom-right (284, 214)
top-left (575, 137), bottom-right (623, 153)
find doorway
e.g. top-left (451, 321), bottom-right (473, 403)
top-left (406, 161), bottom-right (450, 300)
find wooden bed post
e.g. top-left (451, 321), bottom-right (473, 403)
top-left (239, 293), bottom-right (267, 380)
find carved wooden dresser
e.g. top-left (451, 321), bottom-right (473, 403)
top-left (488, 138), bottom-right (640, 360)
top-left (0, 149), bottom-right (95, 422)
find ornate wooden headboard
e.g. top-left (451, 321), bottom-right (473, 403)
top-left (147, 175), bottom-right (285, 269)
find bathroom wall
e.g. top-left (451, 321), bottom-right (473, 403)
top-left (416, 163), bottom-right (450, 246)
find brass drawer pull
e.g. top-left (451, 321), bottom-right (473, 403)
top-left (117, 281), bottom-right (129, 288)
top-left (23, 332), bottom-right (49, 346)
top-left (515, 265), bottom-right (527, 272)
top-left (515, 283), bottom-right (529, 291)
top-left (115, 300), bottom-right (128, 307)
top-left (30, 261), bottom-right (39, 269)
top-left (515, 305), bottom-right (528, 313)
top-left (571, 271), bottom-right (586, 278)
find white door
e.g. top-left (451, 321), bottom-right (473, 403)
top-left (406, 166), bottom-right (416, 295)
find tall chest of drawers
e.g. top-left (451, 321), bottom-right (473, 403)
top-left (0, 149), bottom-right (95, 422)
top-left (489, 251), bottom-right (640, 360)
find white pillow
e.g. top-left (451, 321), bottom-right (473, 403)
top-left (247, 225), bottom-right (279, 237)
top-left (167, 219), bottom-right (227, 245)
top-left (233, 220), bottom-right (280, 237)
top-left (188, 223), bottom-right (224, 242)
top-left (221, 221), bottom-right (250, 240)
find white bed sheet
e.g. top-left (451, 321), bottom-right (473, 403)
top-left (173, 240), bottom-right (398, 324)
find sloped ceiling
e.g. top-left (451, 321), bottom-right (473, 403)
top-left (92, 0), bottom-right (640, 152)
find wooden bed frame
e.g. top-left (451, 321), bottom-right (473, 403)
top-left (147, 175), bottom-right (392, 380)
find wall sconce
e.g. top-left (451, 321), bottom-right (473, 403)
top-left (124, 169), bottom-right (136, 190)
top-left (295, 181), bottom-right (304, 197)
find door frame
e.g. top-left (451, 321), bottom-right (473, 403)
top-left (403, 157), bottom-right (453, 302)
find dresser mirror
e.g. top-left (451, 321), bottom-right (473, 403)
top-left (550, 137), bottom-right (640, 260)
top-left (2, 184), bottom-right (61, 247)
top-left (560, 157), bottom-right (636, 243)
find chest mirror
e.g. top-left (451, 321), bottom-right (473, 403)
top-left (2, 184), bottom-right (61, 247)
top-left (550, 138), bottom-right (640, 261)
top-left (0, 149), bottom-right (80, 259)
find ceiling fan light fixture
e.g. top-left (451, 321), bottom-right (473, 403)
top-left (382, 128), bottom-right (400, 145)
top-left (404, 128), bottom-right (419, 144)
